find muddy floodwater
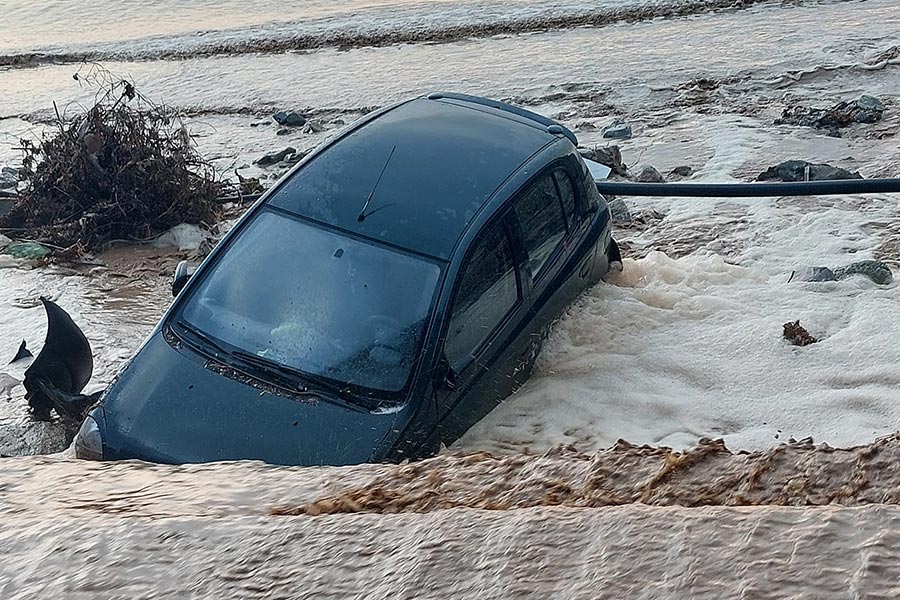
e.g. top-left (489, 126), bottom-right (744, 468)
top-left (2, 0), bottom-right (900, 596)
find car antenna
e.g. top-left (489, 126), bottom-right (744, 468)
top-left (358, 144), bottom-right (397, 222)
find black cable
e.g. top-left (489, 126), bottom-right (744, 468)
top-left (596, 178), bottom-right (900, 197)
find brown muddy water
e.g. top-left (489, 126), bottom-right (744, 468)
top-left (2, 0), bottom-right (900, 596)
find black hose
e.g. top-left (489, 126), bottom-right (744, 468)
top-left (596, 178), bottom-right (900, 197)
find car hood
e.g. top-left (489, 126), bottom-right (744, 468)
top-left (96, 332), bottom-right (406, 466)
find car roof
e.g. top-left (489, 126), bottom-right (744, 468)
top-left (267, 95), bottom-right (567, 260)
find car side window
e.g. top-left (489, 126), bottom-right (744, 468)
top-left (444, 221), bottom-right (518, 368)
top-left (513, 174), bottom-right (567, 279)
top-left (553, 169), bottom-right (577, 226)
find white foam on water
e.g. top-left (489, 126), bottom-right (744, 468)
top-left (457, 111), bottom-right (900, 454)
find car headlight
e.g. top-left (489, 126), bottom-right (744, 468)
top-left (74, 414), bottom-right (104, 460)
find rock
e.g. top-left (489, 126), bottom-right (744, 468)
top-left (669, 166), bottom-right (693, 177)
top-left (783, 321), bottom-right (818, 346)
top-left (790, 266), bottom-right (837, 283)
top-left (789, 261), bottom-right (892, 285)
top-left (602, 123), bottom-right (632, 140)
top-left (756, 160), bottom-right (862, 182)
top-left (276, 128), bottom-right (291, 136)
top-left (636, 166), bottom-right (665, 183)
top-left (856, 94), bottom-right (884, 111)
top-left (2, 241), bottom-right (51, 260)
top-left (579, 145), bottom-right (627, 176)
top-left (282, 150), bottom-right (309, 165)
top-left (775, 95), bottom-right (885, 136)
top-left (0, 233), bottom-right (10, 250)
top-left (254, 146), bottom-right (297, 167)
top-left (574, 120), bottom-right (596, 131)
top-left (607, 198), bottom-right (632, 224)
top-left (301, 121), bottom-right (325, 134)
top-left (833, 260), bottom-right (893, 285)
top-left (273, 111), bottom-right (307, 127)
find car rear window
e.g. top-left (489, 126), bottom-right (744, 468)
top-left (513, 174), bottom-right (567, 279)
top-left (177, 209), bottom-right (441, 395)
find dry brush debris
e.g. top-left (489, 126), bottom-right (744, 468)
top-left (0, 70), bottom-right (222, 252)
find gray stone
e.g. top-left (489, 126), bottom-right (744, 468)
top-left (254, 146), bottom-right (297, 167)
top-left (833, 260), bottom-right (893, 285)
top-left (607, 198), bottom-right (632, 224)
top-left (669, 166), bottom-right (693, 177)
top-left (274, 111), bottom-right (307, 127)
top-left (636, 166), bottom-right (665, 183)
top-left (790, 266), bottom-right (837, 283)
top-left (857, 95), bottom-right (885, 112)
top-left (756, 160), bottom-right (862, 182)
top-left (602, 123), bottom-right (632, 140)
top-left (276, 127), bottom-right (291, 136)
top-left (301, 121), bottom-right (325, 134)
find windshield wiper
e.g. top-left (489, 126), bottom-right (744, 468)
top-left (174, 320), bottom-right (230, 357)
top-left (231, 350), bottom-right (357, 399)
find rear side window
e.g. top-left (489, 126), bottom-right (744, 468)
top-left (554, 169), bottom-right (577, 225)
top-left (513, 175), bottom-right (567, 279)
top-left (445, 221), bottom-right (518, 367)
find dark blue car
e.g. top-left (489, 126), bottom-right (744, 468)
top-left (74, 92), bottom-right (620, 465)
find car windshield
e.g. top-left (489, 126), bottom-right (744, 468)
top-left (177, 209), bottom-right (441, 395)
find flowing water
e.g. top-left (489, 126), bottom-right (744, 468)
top-left (2, 0), bottom-right (900, 595)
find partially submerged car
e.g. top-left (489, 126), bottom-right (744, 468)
top-left (74, 92), bottom-right (620, 465)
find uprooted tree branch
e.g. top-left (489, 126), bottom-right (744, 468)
top-left (0, 68), bottom-right (222, 253)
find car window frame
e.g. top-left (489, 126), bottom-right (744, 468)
top-left (510, 163), bottom-right (572, 288)
top-left (552, 167), bottom-right (581, 233)
top-left (440, 211), bottom-right (523, 373)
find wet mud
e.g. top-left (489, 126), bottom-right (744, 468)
top-left (280, 434), bottom-right (900, 515)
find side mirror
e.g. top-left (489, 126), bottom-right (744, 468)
top-left (172, 261), bottom-right (196, 297)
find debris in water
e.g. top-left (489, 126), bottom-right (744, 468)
top-left (783, 320), bottom-right (818, 346)
top-left (24, 298), bottom-right (94, 425)
top-left (602, 122), bottom-right (632, 140)
top-left (0, 71), bottom-right (221, 252)
top-left (2, 241), bottom-right (51, 260)
top-left (775, 95), bottom-right (885, 137)
top-left (756, 160), bottom-right (862, 182)
top-left (9, 340), bottom-right (32, 364)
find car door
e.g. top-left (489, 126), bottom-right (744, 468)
top-left (432, 213), bottom-right (533, 445)
top-left (511, 167), bottom-right (578, 338)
